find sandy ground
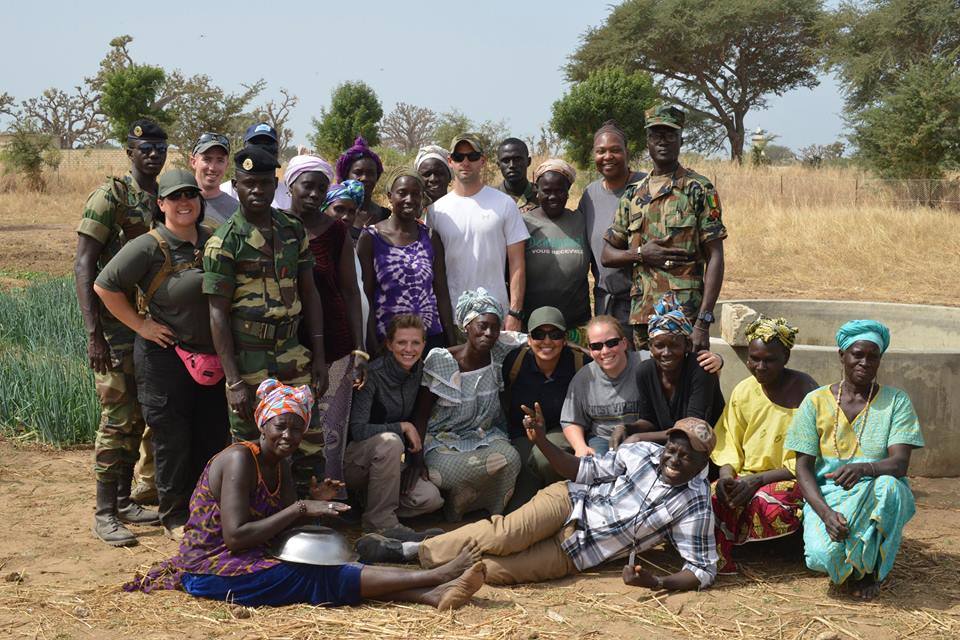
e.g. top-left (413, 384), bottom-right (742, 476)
top-left (0, 439), bottom-right (957, 640)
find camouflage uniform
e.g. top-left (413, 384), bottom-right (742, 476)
top-left (203, 208), bottom-right (315, 440)
top-left (77, 173), bottom-right (153, 481)
top-left (604, 166), bottom-right (727, 349)
top-left (497, 180), bottom-right (539, 212)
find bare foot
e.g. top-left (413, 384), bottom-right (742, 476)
top-left (432, 540), bottom-right (483, 583)
top-left (432, 561), bottom-right (487, 611)
top-left (849, 574), bottom-right (881, 600)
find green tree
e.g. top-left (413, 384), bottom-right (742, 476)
top-left (432, 109), bottom-right (472, 149)
top-left (852, 60), bottom-right (960, 179)
top-left (550, 68), bottom-right (657, 166)
top-left (0, 122), bottom-right (58, 191)
top-left (99, 63), bottom-right (171, 143)
top-left (566, 0), bottom-right (824, 162)
top-left (309, 81), bottom-right (382, 158)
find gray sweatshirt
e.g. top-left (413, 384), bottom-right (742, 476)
top-left (349, 353), bottom-right (422, 441)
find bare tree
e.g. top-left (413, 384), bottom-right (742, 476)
top-left (381, 102), bottom-right (437, 153)
top-left (20, 87), bottom-right (107, 148)
top-left (257, 88), bottom-right (299, 153)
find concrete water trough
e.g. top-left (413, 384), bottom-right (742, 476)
top-left (709, 299), bottom-right (960, 477)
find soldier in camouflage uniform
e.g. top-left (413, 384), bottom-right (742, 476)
top-left (601, 105), bottom-right (727, 352)
top-left (495, 137), bottom-right (539, 212)
top-left (204, 146), bottom-right (329, 441)
top-left (75, 119), bottom-right (165, 546)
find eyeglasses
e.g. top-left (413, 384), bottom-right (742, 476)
top-left (162, 190), bottom-right (201, 201)
top-left (530, 328), bottom-right (565, 341)
top-left (132, 142), bottom-right (168, 154)
top-left (194, 132), bottom-right (230, 152)
top-left (588, 337), bottom-right (623, 351)
top-left (647, 131), bottom-right (679, 144)
top-left (450, 150), bottom-right (482, 163)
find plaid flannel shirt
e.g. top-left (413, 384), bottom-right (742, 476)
top-left (561, 441), bottom-right (717, 588)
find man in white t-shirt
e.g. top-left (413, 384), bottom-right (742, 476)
top-left (220, 122), bottom-right (291, 210)
top-left (428, 133), bottom-right (529, 331)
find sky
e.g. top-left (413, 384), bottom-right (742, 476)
top-left (2, 1), bottom-right (847, 155)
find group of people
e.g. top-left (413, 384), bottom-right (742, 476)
top-left (74, 104), bottom-right (924, 612)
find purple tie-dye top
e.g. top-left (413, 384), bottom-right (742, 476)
top-left (123, 441), bottom-right (283, 593)
top-left (366, 223), bottom-right (443, 339)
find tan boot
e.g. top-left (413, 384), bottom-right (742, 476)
top-left (130, 480), bottom-right (158, 506)
top-left (93, 480), bottom-right (137, 547)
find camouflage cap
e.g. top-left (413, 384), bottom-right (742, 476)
top-left (644, 104), bottom-right (685, 130)
top-left (235, 146), bottom-right (280, 174)
top-left (128, 118), bottom-right (167, 140)
top-left (450, 133), bottom-right (484, 155)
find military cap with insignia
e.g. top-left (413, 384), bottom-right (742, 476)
top-left (235, 146), bottom-right (281, 174)
top-left (644, 104), bottom-right (685, 130)
top-left (128, 118), bottom-right (168, 140)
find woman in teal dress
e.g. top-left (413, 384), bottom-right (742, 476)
top-left (785, 320), bottom-right (924, 600)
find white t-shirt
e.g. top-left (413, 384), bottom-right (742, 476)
top-left (220, 179), bottom-right (292, 211)
top-left (428, 185), bottom-right (530, 310)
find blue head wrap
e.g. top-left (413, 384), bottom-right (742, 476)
top-left (647, 292), bottom-right (694, 338)
top-left (836, 319), bottom-right (890, 354)
top-left (454, 287), bottom-right (504, 330)
top-left (320, 179), bottom-right (365, 213)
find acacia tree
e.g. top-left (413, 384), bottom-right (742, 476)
top-left (257, 88), bottom-right (299, 154)
top-left (381, 102), bottom-right (437, 153)
top-left (551, 67), bottom-right (657, 166)
top-left (309, 81), bottom-right (382, 158)
top-left (566, 0), bottom-right (824, 162)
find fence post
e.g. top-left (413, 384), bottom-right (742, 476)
top-left (854, 177), bottom-right (859, 206)
top-left (779, 174), bottom-right (783, 196)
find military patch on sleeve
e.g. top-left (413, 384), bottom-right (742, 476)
top-left (706, 191), bottom-right (722, 220)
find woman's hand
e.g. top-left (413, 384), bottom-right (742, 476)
top-left (696, 349), bottom-right (723, 373)
top-left (137, 317), bottom-right (177, 348)
top-left (826, 463), bottom-right (868, 490)
top-left (351, 354), bottom-right (368, 390)
top-left (521, 403), bottom-right (546, 442)
top-left (400, 421), bottom-right (422, 453)
top-left (573, 445), bottom-right (596, 458)
top-left (309, 477), bottom-right (345, 501)
top-left (226, 383), bottom-right (254, 422)
top-left (301, 500), bottom-right (351, 518)
top-left (609, 425), bottom-right (629, 450)
top-left (622, 564), bottom-right (661, 589)
top-left (725, 474), bottom-right (763, 508)
top-left (822, 509), bottom-right (849, 541)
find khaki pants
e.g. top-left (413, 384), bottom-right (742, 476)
top-left (134, 425), bottom-right (155, 488)
top-left (344, 432), bottom-right (444, 531)
top-left (419, 481), bottom-right (578, 585)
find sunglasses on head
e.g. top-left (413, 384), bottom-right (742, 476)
top-left (195, 132), bottom-right (230, 149)
top-left (450, 150), bottom-right (482, 163)
top-left (588, 337), bottom-right (622, 351)
top-left (132, 142), bottom-right (168, 154)
top-left (163, 189), bottom-right (200, 201)
top-left (530, 328), bottom-right (565, 341)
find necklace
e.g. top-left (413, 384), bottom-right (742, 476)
top-left (832, 380), bottom-right (877, 461)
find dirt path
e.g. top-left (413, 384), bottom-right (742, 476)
top-left (0, 439), bottom-right (957, 639)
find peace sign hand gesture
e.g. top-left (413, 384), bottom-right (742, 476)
top-left (521, 402), bottom-right (546, 442)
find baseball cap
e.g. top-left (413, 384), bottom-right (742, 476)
top-left (450, 133), bottom-right (484, 154)
top-left (244, 122), bottom-right (278, 143)
top-left (193, 132), bottom-right (230, 155)
top-left (527, 306), bottom-right (567, 332)
top-left (664, 417), bottom-right (716, 454)
top-left (157, 169), bottom-right (200, 198)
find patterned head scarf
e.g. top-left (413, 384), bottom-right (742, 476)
top-left (335, 136), bottom-right (383, 183)
top-left (745, 315), bottom-right (799, 350)
top-left (454, 287), bottom-right (504, 330)
top-left (647, 292), bottom-right (694, 338)
top-left (284, 154), bottom-right (334, 189)
top-left (320, 180), bottom-right (365, 213)
top-left (254, 378), bottom-right (314, 430)
top-left (533, 158), bottom-right (577, 186)
top-left (836, 319), bottom-right (891, 354)
top-left (414, 145), bottom-right (450, 171)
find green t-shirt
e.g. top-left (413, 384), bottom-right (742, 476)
top-left (522, 207), bottom-right (591, 327)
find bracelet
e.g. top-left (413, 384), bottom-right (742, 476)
top-left (351, 349), bottom-right (370, 361)
top-left (296, 500), bottom-right (306, 516)
top-left (311, 333), bottom-right (324, 338)
top-left (226, 379), bottom-right (245, 390)
top-left (868, 462), bottom-right (878, 476)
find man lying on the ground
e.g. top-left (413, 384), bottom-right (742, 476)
top-left (357, 412), bottom-right (718, 591)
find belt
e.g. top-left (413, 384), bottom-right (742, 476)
top-left (231, 317), bottom-right (300, 341)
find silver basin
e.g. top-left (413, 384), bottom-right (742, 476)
top-left (270, 525), bottom-right (358, 566)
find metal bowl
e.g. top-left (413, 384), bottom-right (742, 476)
top-left (269, 525), bottom-right (358, 566)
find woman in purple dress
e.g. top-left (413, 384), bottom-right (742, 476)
top-left (123, 378), bottom-right (485, 609)
top-left (356, 169), bottom-right (457, 355)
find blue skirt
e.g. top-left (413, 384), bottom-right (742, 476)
top-left (182, 562), bottom-right (363, 607)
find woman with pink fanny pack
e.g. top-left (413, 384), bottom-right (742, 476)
top-left (94, 168), bottom-right (230, 540)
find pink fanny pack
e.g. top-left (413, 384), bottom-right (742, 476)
top-left (174, 345), bottom-right (225, 386)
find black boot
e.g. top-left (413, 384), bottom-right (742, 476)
top-left (117, 466), bottom-right (161, 525)
top-left (93, 480), bottom-right (137, 547)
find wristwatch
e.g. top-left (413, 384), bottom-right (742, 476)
top-left (696, 311), bottom-right (715, 324)
top-left (508, 309), bottom-right (524, 321)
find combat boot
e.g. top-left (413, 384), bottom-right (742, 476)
top-left (93, 480), bottom-right (137, 547)
top-left (116, 467), bottom-right (161, 525)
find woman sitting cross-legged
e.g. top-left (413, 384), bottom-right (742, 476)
top-left (785, 320), bottom-right (924, 600)
top-left (123, 378), bottom-right (485, 610)
top-left (710, 316), bottom-right (818, 574)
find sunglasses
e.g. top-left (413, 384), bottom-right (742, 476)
top-left (530, 328), bottom-right (565, 341)
top-left (450, 150), bottom-right (482, 162)
top-left (162, 190), bottom-right (201, 201)
top-left (647, 131), bottom-right (680, 143)
top-left (131, 142), bottom-right (168, 154)
top-left (588, 337), bottom-right (623, 351)
top-left (194, 132), bottom-right (230, 151)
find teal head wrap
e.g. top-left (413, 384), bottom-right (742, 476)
top-left (836, 319), bottom-right (890, 354)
